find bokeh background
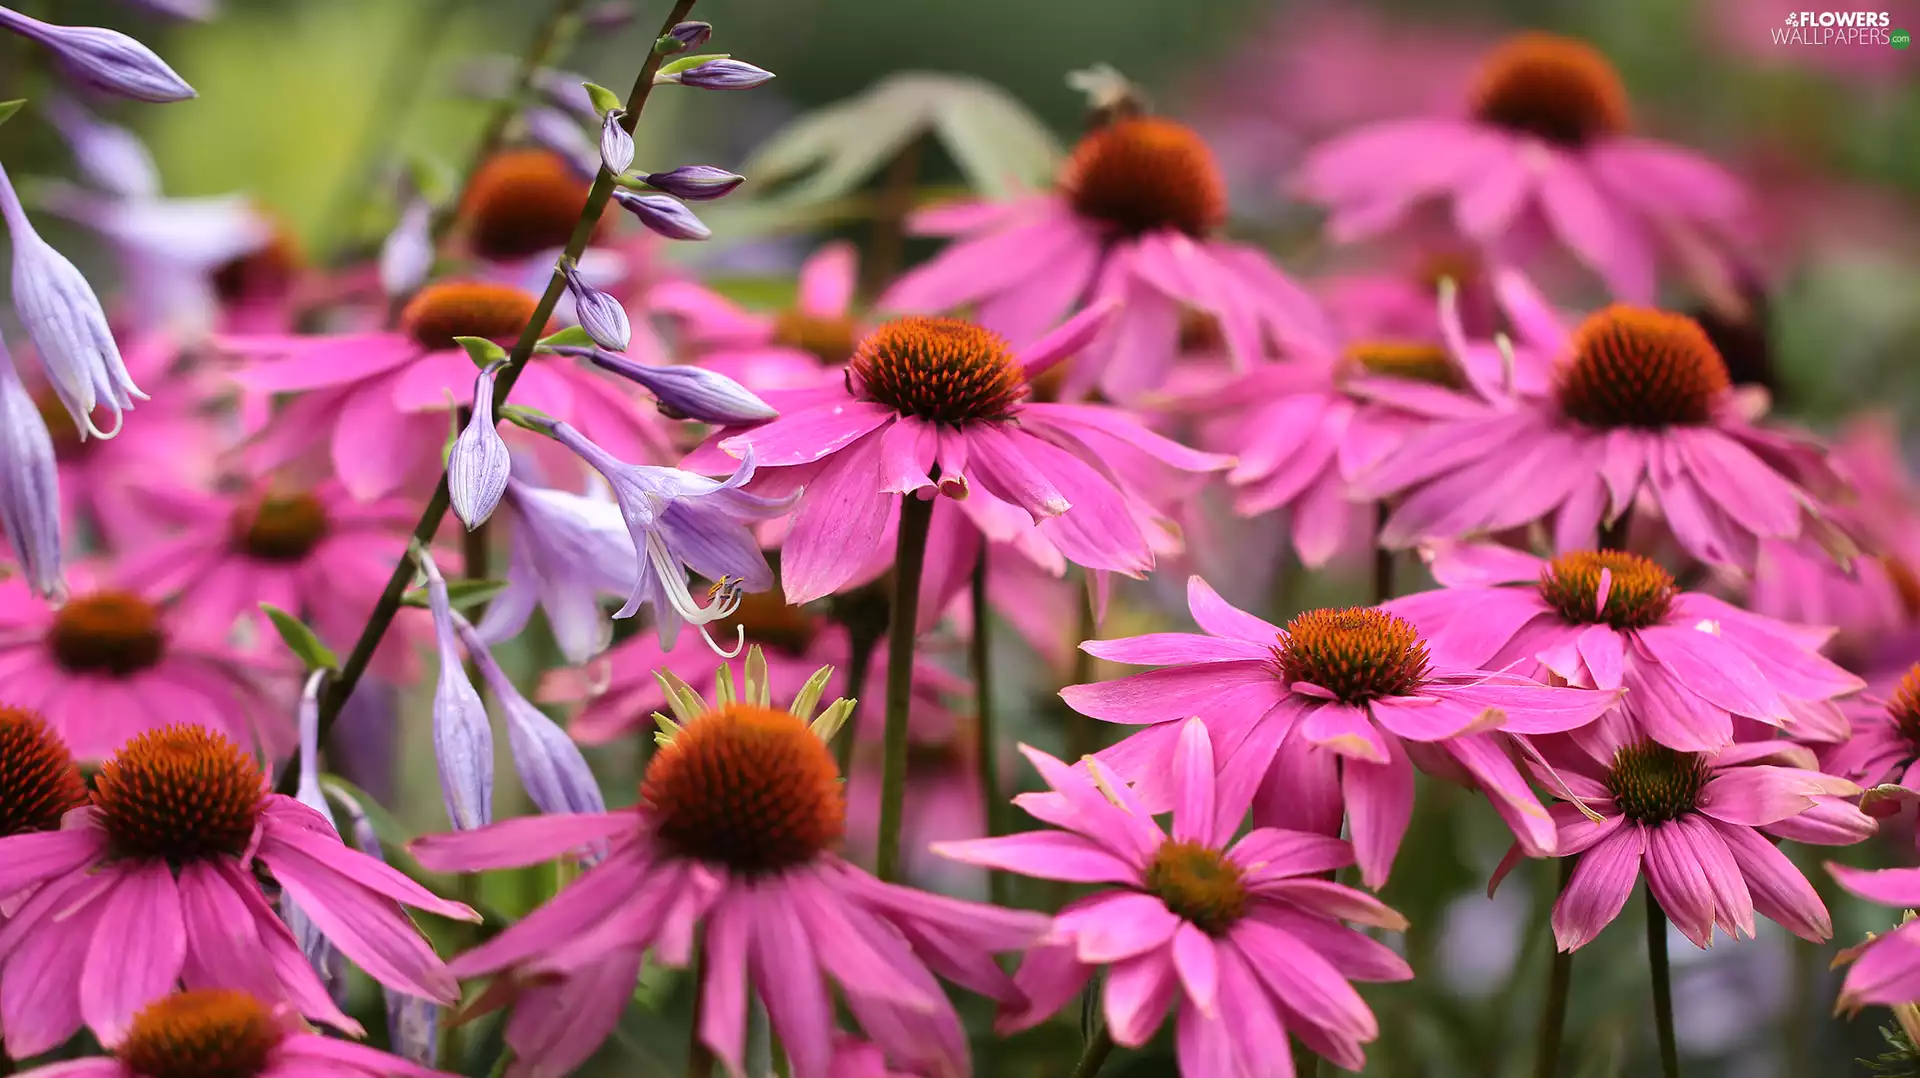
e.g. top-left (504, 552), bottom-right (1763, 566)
top-left (5, 0), bottom-right (1920, 1075)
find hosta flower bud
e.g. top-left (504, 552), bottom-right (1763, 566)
top-left (551, 345), bottom-right (775, 425)
top-left (561, 260), bottom-right (631, 352)
top-left (599, 110), bottom-right (635, 175)
top-left (0, 336), bottom-right (63, 601)
top-left (660, 20), bottom-right (711, 52)
top-left (378, 198), bottom-right (434, 298)
top-left (449, 361), bottom-right (511, 530)
top-left (0, 7), bottom-right (195, 102)
top-left (610, 189), bottom-right (709, 241)
top-left (657, 57), bottom-right (772, 91)
top-left (455, 618), bottom-right (607, 822)
top-left (421, 549), bottom-right (493, 830)
top-left (641, 164), bottom-right (744, 202)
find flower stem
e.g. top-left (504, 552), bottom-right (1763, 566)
top-left (875, 493), bottom-right (935, 883)
top-left (830, 580), bottom-right (888, 777)
top-left (277, 0), bottom-right (701, 797)
top-left (1646, 887), bottom-right (1680, 1078)
top-left (686, 970), bottom-right (715, 1078)
top-left (1070, 1027), bottom-right (1115, 1078)
top-left (856, 134), bottom-right (925, 302)
top-left (1371, 502), bottom-right (1394, 604)
top-left (1066, 585), bottom-right (1101, 763)
top-left (1535, 858), bottom-right (1577, 1078)
top-left (969, 546), bottom-right (1007, 906)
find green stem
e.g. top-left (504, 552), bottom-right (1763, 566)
top-left (1371, 502), bottom-right (1394, 604)
top-left (832, 597), bottom-right (885, 777)
top-left (1295, 1045), bottom-right (1321, 1078)
top-left (1066, 586), bottom-right (1100, 763)
top-left (1646, 887), bottom-right (1679, 1078)
top-left (1070, 1027), bottom-right (1115, 1078)
top-left (968, 546), bottom-right (1007, 906)
top-left (686, 987), bottom-right (715, 1078)
top-left (856, 135), bottom-right (925, 302)
top-left (277, 0), bottom-right (702, 797)
top-left (1535, 858), bottom-right (1577, 1078)
top-left (874, 493), bottom-right (935, 883)
top-left (483, 1046), bottom-right (515, 1078)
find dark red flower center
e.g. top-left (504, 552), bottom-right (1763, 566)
top-left (850, 316), bottom-right (1026, 425)
top-left (118, 989), bottom-right (283, 1078)
top-left (461, 149), bottom-right (593, 262)
top-left (94, 725), bottom-right (265, 862)
top-left (400, 281), bottom-right (542, 351)
top-left (1888, 664), bottom-right (1920, 750)
top-left (1538, 550), bottom-right (1677, 630)
top-left (1605, 740), bottom-right (1710, 823)
top-left (721, 591), bottom-right (819, 657)
top-left (0, 705), bottom-right (88, 836)
top-left (211, 220), bottom-right (301, 306)
top-left (1060, 117), bottom-right (1227, 239)
top-left (1144, 839), bottom-right (1247, 935)
top-left (642, 702), bottom-right (844, 875)
top-left (1556, 306), bottom-right (1732, 430)
top-left (1344, 339), bottom-right (1465, 388)
top-left (49, 590), bottom-right (167, 677)
top-left (1277, 607), bottom-right (1431, 704)
top-left (232, 492), bottom-right (330, 562)
top-left (1470, 32), bottom-right (1630, 147)
top-left (772, 308), bottom-right (859, 367)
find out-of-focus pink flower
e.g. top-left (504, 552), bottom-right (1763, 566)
top-left (1831, 859), bottom-right (1920, 1012)
top-left (652, 241), bottom-right (862, 391)
top-left (1828, 663), bottom-right (1920, 795)
top-left (1297, 31), bottom-right (1747, 301)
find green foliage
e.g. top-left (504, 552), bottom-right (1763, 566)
top-left (1863, 1024), bottom-right (1920, 1076)
top-left (400, 578), bottom-right (508, 611)
top-left (259, 603), bottom-right (339, 670)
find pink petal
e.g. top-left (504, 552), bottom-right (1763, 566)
top-left (0, 827), bottom-right (108, 899)
top-left (1635, 626), bottom-right (1784, 719)
top-left (796, 242), bottom-right (857, 318)
top-left (876, 417), bottom-right (937, 496)
top-left (997, 941), bottom-right (1093, 1034)
top-left (1342, 735), bottom-right (1414, 889)
top-left (1443, 733), bottom-right (1557, 856)
top-left (1229, 828), bottom-right (1354, 882)
top-left (1102, 950), bottom-right (1179, 1047)
top-left (697, 891), bottom-right (751, 1076)
top-left (408, 812), bottom-right (641, 872)
top-left (1231, 918), bottom-right (1377, 1043)
top-left (721, 401), bottom-right (895, 468)
top-left (929, 832), bottom-right (1138, 884)
top-left (1058, 890), bottom-right (1182, 965)
top-left (1060, 661), bottom-right (1277, 725)
top-left (781, 437), bottom-right (897, 604)
top-left (1841, 920), bottom-right (1920, 1009)
top-left (80, 861), bottom-right (185, 1046)
top-left (748, 887), bottom-right (835, 1078)
top-left (1169, 717), bottom-right (1218, 845)
top-left (266, 842), bottom-right (460, 1004)
top-left (1551, 823), bottom-right (1644, 951)
top-left (1081, 632), bottom-right (1271, 666)
top-left (1674, 814), bottom-right (1755, 940)
top-left (1170, 923), bottom-right (1220, 1018)
top-left (1642, 821), bottom-right (1715, 948)
top-left (1300, 702), bottom-right (1390, 763)
top-left (1186, 575), bottom-right (1284, 644)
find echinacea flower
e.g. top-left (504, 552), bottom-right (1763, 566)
top-left (1827, 663), bottom-right (1920, 795)
top-left (1506, 730), bottom-right (1866, 950)
top-left (0, 724), bottom-right (478, 1054)
top-left (1830, 862), bottom-right (1920, 1013)
top-left (1350, 276), bottom-right (1840, 571)
top-left (6, 989), bottom-right (457, 1078)
top-left (651, 241), bottom-right (862, 391)
top-left (938, 719), bottom-right (1413, 1072)
top-left (458, 149), bottom-right (592, 266)
top-left (1065, 576), bottom-right (1619, 887)
top-left (0, 575), bottom-right (289, 761)
top-left (408, 652), bottom-right (1047, 1078)
top-left (0, 704), bottom-right (89, 842)
top-left (882, 117), bottom-right (1319, 399)
top-left (1388, 543), bottom-right (1863, 752)
top-left (1295, 31), bottom-right (1744, 301)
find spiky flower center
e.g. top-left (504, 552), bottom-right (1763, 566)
top-left (211, 224), bottom-right (300, 306)
top-left (1144, 840), bottom-right (1247, 935)
top-left (0, 706), bottom-right (87, 836)
top-left (232, 493), bottom-right (329, 562)
top-left (119, 989), bottom-right (283, 1078)
top-left (1344, 340), bottom-right (1465, 388)
top-left (49, 590), bottom-right (166, 676)
top-left (1555, 306), bottom-right (1732, 430)
top-left (94, 725), bottom-right (265, 862)
top-left (400, 281), bottom-right (541, 350)
top-left (1060, 117), bottom-right (1227, 239)
top-left (1604, 741), bottom-right (1710, 823)
top-left (1276, 607), bottom-right (1431, 704)
top-left (642, 703), bottom-right (844, 875)
top-left (722, 591), bottom-right (819, 657)
top-left (1888, 664), bottom-right (1920, 749)
top-left (1470, 32), bottom-right (1630, 147)
top-left (1538, 550), bottom-right (1677, 630)
top-left (850, 316), bottom-right (1026, 425)
top-left (461, 149), bottom-right (592, 261)
top-left (772, 309), bottom-right (859, 367)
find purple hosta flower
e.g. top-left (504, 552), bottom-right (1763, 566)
top-left (611, 188), bottom-right (711, 240)
top-left (658, 56), bottom-right (775, 91)
top-left (454, 616), bottom-right (607, 820)
top-left (523, 104), bottom-right (600, 179)
top-left (560, 260), bottom-right (631, 351)
top-left (663, 20), bottom-right (712, 52)
top-left (0, 6), bottom-right (195, 101)
top-left (518, 413), bottom-right (794, 653)
top-left (476, 471), bottom-right (637, 664)
top-left (116, 0), bottom-right (217, 18)
top-left (449, 361), bottom-right (511, 530)
top-left (0, 161), bottom-right (144, 437)
top-left (379, 197), bottom-right (434, 298)
top-left (45, 94), bottom-right (159, 198)
top-left (0, 336), bottom-right (64, 600)
top-left (547, 344), bottom-right (775, 424)
top-left (283, 671), bottom-right (347, 1001)
top-left (643, 164), bottom-right (745, 201)
top-left (325, 782), bottom-right (443, 1068)
top-left (599, 110), bottom-right (635, 175)
top-left (421, 548), bottom-right (494, 830)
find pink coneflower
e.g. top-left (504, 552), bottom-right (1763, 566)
top-left (0, 725), bottom-right (477, 1054)
top-left (113, 481), bottom-right (429, 676)
top-left (1388, 543), bottom-right (1863, 752)
top-left (1350, 285), bottom-right (1839, 571)
top-left (1296, 31), bottom-right (1746, 301)
top-left (1830, 861), bottom-right (1920, 1012)
top-left (7, 988), bottom-right (456, 1078)
top-left (936, 719), bottom-right (1413, 1073)
top-left (408, 653), bottom-right (1047, 1078)
top-left (1064, 575), bottom-right (1619, 887)
top-left (1509, 729), bottom-right (1865, 950)
top-left (224, 279), bottom-right (667, 500)
top-left (699, 310), bottom-right (1218, 604)
top-left (0, 575), bottom-right (289, 761)
top-left (881, 117), bottom-right (1319, 399)
top-left (0, 704), bottom-right (89, 840)
top-left (652, 241), bottom-right (861, 391)
top-left (1827, 663), bottom-right (1920, 794)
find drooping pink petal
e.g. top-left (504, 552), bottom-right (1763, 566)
top-left (697, 890), bottom-right (750, 1076)
top-left (748, 887), bottom-right (836, 1078)
top-left (997, 940), bottom-right (1093, 1034)
top-left (1551, 823), bottom-right (1644, 951)
top-left (1170, 923), bottom-right (1220, 1018)
top-left (1642, 821), bottom-right (1716, 948)
top-left (1300, 702), bottom-right (1390, 763)
top-left (1342, 736), bottom-right (1414, 889)
top-left (266, 843), bottom-right (460, 1004)
top-left (1232, 918), bottom-right (1377, 1043)
top-left (1057, 890), bottom-right (1182, 965)
top-left (1673, 814), bottom-right (1755, 940)
top-left (408, 813), bottom-right (641, 872)
top-left (781, 437), bottom-right (899, 604)
top-left (1080, 632), bottom-right (1271, 667)
top-left (1719, 822), bottom-right (1829, 941)
top-left (1102, 950), bottom-right (1180, 1048)
top-left (80, 861), bottom-right (186, 1046)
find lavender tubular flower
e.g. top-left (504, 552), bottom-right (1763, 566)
top-left (378, 198), bottom-right (433, 298)
top-left (523, 105), bottom-right (599, 179)
top-left (0, 7), bottom-right (196, 102)
top-left (0, 160), bottom-right (143, 439)
top-left (661, 20), bottom-right (712, 51)
top-left (322, 782), bottom-right (441, 1066)
top-left (599, 110), bottom-right (635, 175)
top-left (454, 616), bottom-right (606, 820)
top-left (609, 189), bottom-right (709, 240)
top-left (0, 335), bottom-right (64, 601)
top-left (284, 670), bottom-right (345, 1001)
top-left (560, 260), bottom-right (631, 351)
top-left (449, 362), bottom-right (511, 530)
top-left (641, 164), bottom-right (743, 201)
top-left (656, 57), bottom-right (773, 91)
top-left (548, 344), bottom-right (774, 424)
top-left (421, 549), bottom-right (493, 829)
top-left (475, 474), bottom-right (637, 664)
top-left (45, 95), bottom-right (159, 199)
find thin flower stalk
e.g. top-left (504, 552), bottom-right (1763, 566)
top-left (875, 491), bottom-right (934, 883)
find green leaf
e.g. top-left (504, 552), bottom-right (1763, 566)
top-left (399, 578), bottom-right (509, 610)
top-left (582, 81), bottom-right (622, 116)
top-left (259, 603), bottom-right (339, 670)
top-left (454, 335), bottom-right (509, 369)
top-left (657, 53), bottom-right (729, 77)
top-left (0, 100), bottom-right (26, 129)
top-left (500, 404), bottom-right (555, 433)
top-left (535, 325), bottom-right (595, 350)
